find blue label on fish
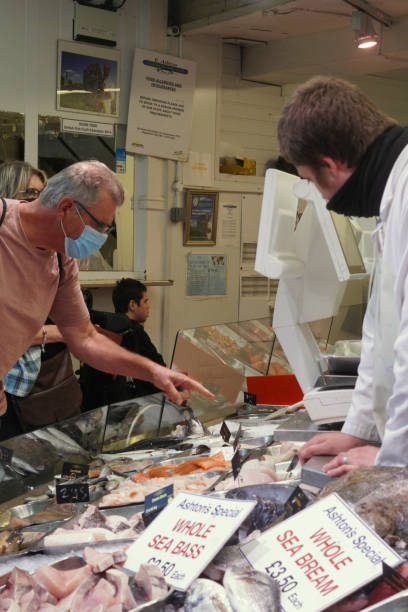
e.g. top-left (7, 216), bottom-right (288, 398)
top-left (0, 446), bottom-right (13, 464)
top-left (61, 462), bottom-right (89, 480)
top-left (145, 484), bottom-right (174, 516)
top-left (244, 392), bottom-right (257, 405)
top-left (284, 486), bottom-right (308, 517)
top-left (56, 480), bottom-right (90, 504)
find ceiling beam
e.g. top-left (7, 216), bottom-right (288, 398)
top-left (242, 16), bottom-right (408, 84)
top-left (179, 0), bottom-right (295, 33)
top-left (341, 0), bottom-right (392, 27)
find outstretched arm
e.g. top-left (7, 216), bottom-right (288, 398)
top-left (60, 318), bottom-right (213, 405)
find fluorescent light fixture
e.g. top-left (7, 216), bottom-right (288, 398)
top-left (352, 11), bottom-right (379, 49)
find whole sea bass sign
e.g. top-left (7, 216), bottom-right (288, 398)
top-left (241, 492), bottom-right (402, 612)
top-left (125, 492), bottom-right (256, 591)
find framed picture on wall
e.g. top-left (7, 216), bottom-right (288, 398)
top-left (183, 189), bottom-right (219, 246)
top-left (57, 40), bottom-right (120, 117)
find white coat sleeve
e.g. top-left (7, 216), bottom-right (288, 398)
top-left (341, 282), bottom-right (379, 441)
top-left (376, 260), bottom-right (408, 465)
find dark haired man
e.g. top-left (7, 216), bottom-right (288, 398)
top-left (113, 278), bottom-right (166, 396)
top-left (278, 76), bottom-right (408, 475)
top-left (80, 279), bottom-right (165, 410)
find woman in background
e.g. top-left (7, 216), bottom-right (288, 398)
top-left (0, 161), bottom-right (46, 202)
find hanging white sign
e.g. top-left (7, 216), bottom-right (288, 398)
top-left (126, 49), bottom-right (196, 161)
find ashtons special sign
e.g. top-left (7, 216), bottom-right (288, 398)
top-left (241, 492), bottom-right (402, 612)
top-left (125, 491), bottom-right (255, 591)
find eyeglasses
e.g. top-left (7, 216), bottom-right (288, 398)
top-left (16, 188), bottom-right (42, 201)
top-left (74, 200), bottom-right (114, 234)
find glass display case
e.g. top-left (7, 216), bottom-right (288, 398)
top-left (0, 313), bottom-right (359, 511)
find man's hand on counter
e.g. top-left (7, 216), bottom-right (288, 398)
top-left (298, 432), bottom-right (365, 465)
top-left (322, 445), bottom-right (379, 477)
top-left (150, 364), bottom-right (214, 406)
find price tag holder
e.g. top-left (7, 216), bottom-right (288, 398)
top-left (241, 492), bottom-right (402, 612)
top-left (232, 450), bottom-right (242, 480)
top-left (0, 447), bottom-right (13, 464)
top-left (125, 491), bottom-right (256, 591)
top-left (220, 421), bottom-right (231, 443)
top-left (143, 484), bottom-right (174, 527)
top-left (61, 462), bottom-right (89, 480)
top-left (244, 391), bottom-right (257, 405)
top-left (56, 480), bottom-right (90, 504)
top-left (284, 486), bottom-right (309, 518)
top-left (233, 423), bottom-right (243, 451)
top-left (372, 562), bottom-right (408, 595)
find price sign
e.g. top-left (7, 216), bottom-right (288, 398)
top-left (143, 484), bottom-right (174, 526)
top-left (125, 492), bottom-right (256, 591)
top-left (0, 447), bottom-right (13, 464)
top-left (61, 462), bottom-right (89, 480)
top-left (56, 481), bottom-right (90, 504)
top-left (241, 493), bottom-right (402, 612)
top-left (220, 421), bottom-right (231, 443)
top-left (244, 391), bottom-right (257, 405)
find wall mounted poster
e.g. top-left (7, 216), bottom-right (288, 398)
top-left (186, 254), bottom-right (227, 297)
top-left (126, 49), bottom-right (196, 161)
top-left (57, 40), bottom-right (120, 117)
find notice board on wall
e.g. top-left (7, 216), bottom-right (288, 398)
top-left (186, 254), bottom-right (227, 297)
top-left (126, 49), bottom-right (196, 161)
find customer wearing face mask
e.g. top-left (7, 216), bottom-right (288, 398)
top-left (0, 160), bottom-right (213, 427)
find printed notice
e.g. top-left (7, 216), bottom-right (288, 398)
top-left (186, 254), bottom-right (227, 296)
top-left (221, 204), bottom-right (239, 242)
top-left (125, 492), bottom-right (255, 591)
top-left (241, 492), bottom-right (402, 612)
top-left (126, 49), bottom-right (196, 161)
top-left (62, 118), bottom-right (114, 137)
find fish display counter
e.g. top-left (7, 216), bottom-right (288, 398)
top-left (0, 402), bottom-right (407, 610)
top-left (1, 316), bottom-right (404, 610)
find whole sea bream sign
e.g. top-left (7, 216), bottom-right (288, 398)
top-left (126, 49), bottom-right (196, 161)
top-left (124, 492), bottom-right (256, 591)
top-left (241, 493), bottom-right (402, 612)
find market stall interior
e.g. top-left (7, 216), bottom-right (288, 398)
top-left (0, 168), bottom-right (379, 608)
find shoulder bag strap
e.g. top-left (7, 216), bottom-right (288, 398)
top-left (0, 198), bottom-right (7, 227)
top-left (57, 252), bottom-right (63, 285)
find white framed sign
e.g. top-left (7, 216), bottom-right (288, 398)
top-left (124, 491), bottom-right (256, 591)
top-left (241, 493), bottom-right (402, 612)
top-left (126, 49), bottom-right (196, 161)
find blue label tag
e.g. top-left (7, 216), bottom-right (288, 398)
top-left (116, 148), bottom-right (126, 174)
top-left (144, 484), bottom-right (174, 516)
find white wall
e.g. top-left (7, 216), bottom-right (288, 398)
top-left (4, 1), bottom-right (408, 367)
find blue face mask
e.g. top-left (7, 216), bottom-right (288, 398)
top-left (61, 213), bottom-right (108, 259)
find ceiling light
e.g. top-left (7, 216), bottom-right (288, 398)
top-left (352, 11), bottom-right (379, 49)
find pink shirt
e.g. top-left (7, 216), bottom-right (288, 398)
top-left (0, 200), bottom-right (89, 409)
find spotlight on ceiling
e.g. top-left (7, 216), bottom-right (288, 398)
top-left (352, 11), bottom-right (379, 49)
